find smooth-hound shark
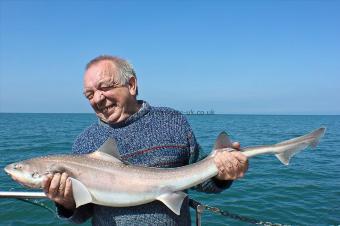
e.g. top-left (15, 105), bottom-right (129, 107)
top-left (4, 127), bottom-right (325, 215)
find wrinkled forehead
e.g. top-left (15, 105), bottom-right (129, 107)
top-left (97, 60), bottom-right (118, 79)
top-left (84, 60), bottom-right (118, 87)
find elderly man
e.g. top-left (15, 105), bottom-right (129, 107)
top-left (42, 56), bottom-right (248, 225)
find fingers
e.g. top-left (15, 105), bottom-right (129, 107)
top-left (58, 172), bottom-right (68, 195)
top-left (64, 177), bottom-right (73, 198)
top-left (234, 151), bottom-right (249, 172)
top-left (232, 141), bottom-right (240, 150)
top-left (214, 151), bottom-right (248, 181)
top-left (42, 172), bottom-right (75, 211)
top-left (214, 152), bottom-right (233, 180)
top-left (43, 173), bottom-right (68, 199)
top-left (231, 151), bottom-right (248, 176)
top-left (42, 173), bottom-right (52, 192)
top-left (49, 173), bottom-right (61, 198)
top-left (232, 151), bottom-right (248, 163)
top-left (63, 178), bottom-right (76, 210)
top-left (214, 152), bottom-right (237, 180)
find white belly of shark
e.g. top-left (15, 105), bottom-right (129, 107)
top-left (4, 127), bottom-right (325, 215)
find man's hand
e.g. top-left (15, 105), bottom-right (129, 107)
top-left (214, 142), bottom-right (248, 180)
top-left (42, 172), bottom-right (76, 211)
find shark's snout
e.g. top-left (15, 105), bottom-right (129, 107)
top-left (4, 164), bottom-right (13, 175)
top-left (4, 163), bottom-right (23, 182)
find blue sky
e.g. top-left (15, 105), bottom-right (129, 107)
top-left (0, 1), bottom-right (339, 114)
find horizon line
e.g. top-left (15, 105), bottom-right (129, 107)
top-left (0, 112), bottom-right (339, 116)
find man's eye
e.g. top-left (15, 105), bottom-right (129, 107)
top-left (101, 86), bottom-right (113, 91)
top-left (85, 93), bottom-right (94, 99)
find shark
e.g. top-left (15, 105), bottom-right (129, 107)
top-left (4, 127), bottom-right (326, 215)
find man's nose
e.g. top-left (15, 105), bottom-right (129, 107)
top-left (93, 90), bottom-right (105, 105)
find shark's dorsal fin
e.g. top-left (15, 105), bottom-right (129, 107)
top-left (89, 151), bottom-right (123, 163)
top-left (209, 132), bottom-right (234, 157)
top-left (88, 138), bottom-right (123, 163)
top-left (156, 191), bottom-right (187, 215)
top-left (213, 132), bottom-right (233, 150)
top-left (97, 138), bottom-right (121, 157)
top-left (70, 178), bottom-right (93, 208)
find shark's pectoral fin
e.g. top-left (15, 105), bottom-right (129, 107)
top-left (69, 178), bottom-right (92, 208)
top-left (156, 191), bottom-right (187, 215)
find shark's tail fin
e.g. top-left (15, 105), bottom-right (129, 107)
top-left (274, 127), bottom-right (326, 165)
top-left (211, 127), bottom-right (326, 165)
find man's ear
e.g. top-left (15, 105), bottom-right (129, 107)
top-left (128, 77), bottom-right (138, 96)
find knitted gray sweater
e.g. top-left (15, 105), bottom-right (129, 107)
top-left (57, 101), bottom-right (232, 225)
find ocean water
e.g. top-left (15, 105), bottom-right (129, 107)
top-left (0, 113), bottom-right (339, 226)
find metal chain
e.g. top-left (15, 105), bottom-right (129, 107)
top-left (16, 198), bottom-right (55, 214)
top-left (9, 191), bottom-right (289, 225)
top-left (8, 188), bottom-right (55, 214)
top-left (203, 204), bottom-right (288, 226)
top-left (190, 199), bottom-right (289, 226)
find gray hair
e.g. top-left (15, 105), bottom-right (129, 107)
top-left (86, 55), bottom-right (138, 95)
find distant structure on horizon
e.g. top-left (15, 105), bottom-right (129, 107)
top-left (180, 110), bottom-right (215, 115)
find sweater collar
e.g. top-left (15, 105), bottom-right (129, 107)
top-left (98, 100), bottom-right (150, 128)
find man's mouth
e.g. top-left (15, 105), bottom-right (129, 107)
top-left (102, 105), bottom-right (115, 114)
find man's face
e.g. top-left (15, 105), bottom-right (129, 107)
top-left (83, 60), bottom-right (137, 124)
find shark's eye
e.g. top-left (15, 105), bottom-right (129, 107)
top-left (32, 172), bottom-right (40, 178)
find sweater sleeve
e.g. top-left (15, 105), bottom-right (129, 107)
top-left (55, 128), bottom-right (95, 223)
top-left (187, 128), bottom-right (233, 193)
top-left (56, 203), bottom-right (93, 224)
